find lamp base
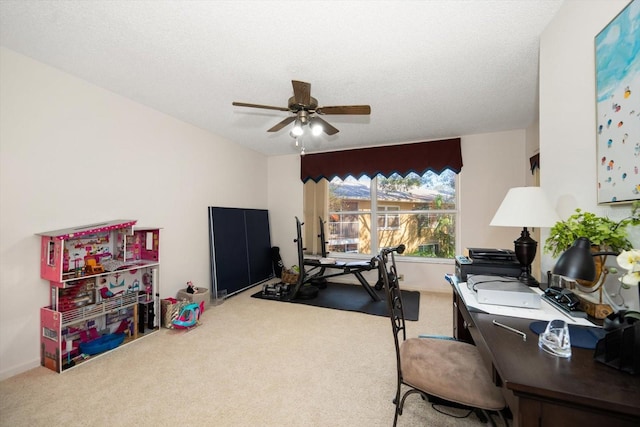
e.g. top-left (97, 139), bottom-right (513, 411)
top-left (518, 272), bottom-right (539, 287)
top-left (514, 227), bottom-right (539, 288)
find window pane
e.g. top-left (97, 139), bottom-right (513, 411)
top-left (376, 171), bottom-right (456, 210)
top-left (327, 213), bottom-right (371, 255)
top-left (328, 177), bottom-right (372, 255)
top-left (377, 213), bottom-right (456, 258)
top-left (329, 176), bottom-right (371, 212)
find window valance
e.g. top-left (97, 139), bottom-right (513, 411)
top-left (300, 138), bottom-right (462, 182)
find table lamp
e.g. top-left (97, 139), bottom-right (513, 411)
top-left (553, 237), bottom-right (619, 302)
top-left (552, 237), bottom-right (596, 282)
top-left (490, 187), bottom-right (560, 287)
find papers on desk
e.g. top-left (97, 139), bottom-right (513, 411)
top-left (456, 282), bottom-right (597, 327)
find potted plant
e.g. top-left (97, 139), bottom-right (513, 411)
top-left (544, 201), bottom-right (639, 258)
top-left (543, 201), bottom-right (639, 315)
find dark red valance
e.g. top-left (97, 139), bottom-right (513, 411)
top-left (300, 138), bottom-right (462, 182)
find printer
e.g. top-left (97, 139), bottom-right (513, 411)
top-left (455, 248), bottom-right (521, 281)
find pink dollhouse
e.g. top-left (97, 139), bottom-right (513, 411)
top-left (37, 220), bottom-right (160, 372)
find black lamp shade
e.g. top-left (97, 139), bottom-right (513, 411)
top-left (552, 237), bottom-right (596, 282)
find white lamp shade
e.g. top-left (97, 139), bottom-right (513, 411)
top-left (490, 187), bottom-right (559, 228)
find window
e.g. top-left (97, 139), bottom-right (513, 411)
top-left (311, 170), bottom-right (458, 259)
top-left (378, 206), bottom-right (400, 229)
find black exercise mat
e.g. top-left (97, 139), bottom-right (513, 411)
top-left (251, 282), bottom-right (420, 321)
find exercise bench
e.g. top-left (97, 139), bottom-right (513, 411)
top-left (289, 216), bottom-right (379, 301)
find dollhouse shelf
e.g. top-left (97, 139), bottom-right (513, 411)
top-left (57, 292), bottom-right (138, 327)
top-left (59, 260), bottom-right (160, 284)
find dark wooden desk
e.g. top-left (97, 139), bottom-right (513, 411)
top-left (451, 284), bottom-right (640, 427)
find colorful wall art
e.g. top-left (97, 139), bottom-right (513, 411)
top-left (595, 0), bottom-right (639, 204)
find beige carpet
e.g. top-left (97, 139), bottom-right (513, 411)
top-left (0, 286), bottom-right (489, 426)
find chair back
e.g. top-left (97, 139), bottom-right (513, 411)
top-left (377, 247), bottom-right (407, 378)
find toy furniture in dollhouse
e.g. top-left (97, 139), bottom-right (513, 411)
top-left (37, 220), bottom-right (161, 373)
top-left (84, 258), bottom-right (105, 275)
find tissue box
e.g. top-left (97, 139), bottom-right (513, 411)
top-left (176, 287), bottom-right (210, 308)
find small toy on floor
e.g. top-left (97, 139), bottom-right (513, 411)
top-left (186, 281), bottom-right (198, 294)
top-left (172, 301), bottom-right (205, 329)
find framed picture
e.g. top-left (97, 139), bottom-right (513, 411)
top-left (595, 0), bottom-right (639, 204)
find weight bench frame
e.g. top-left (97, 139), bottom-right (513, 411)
top-left (289, 216), bottom-right (379, 301)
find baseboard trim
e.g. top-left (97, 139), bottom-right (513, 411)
top-left (0, 358), bottom-right (40, 381)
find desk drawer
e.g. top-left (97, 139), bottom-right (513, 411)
top-left (453, 293), bottom-right (474, 343)
top-left (456, 295), bottom-right (480, 343)
top-left (463, 316), bottom-right (485, 354)
top-left (456, 298), bottom-right (497, 378)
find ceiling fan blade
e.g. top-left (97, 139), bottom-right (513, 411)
top-left (232, 101), bottom-right (290, 112)
top-left (292, 80), bottom-right (311, 106)
top-left (313, 116), bottom-right (340, 135)
top-left (316, 105), bottom-right (371, 115)
top-left (267, 116), bottom-right (296, 132)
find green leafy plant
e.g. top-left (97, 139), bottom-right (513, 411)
top-left (544, 201), bottom-right (640, 258)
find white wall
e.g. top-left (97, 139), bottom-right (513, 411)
top-left (0, 47), bottom-right (270, 379)
top-left (267, 154), bottom-right (303, 267)
top-left (460, 130), bottom-right (528, 251)
top-left (540, 0), bottom-right (639, 308)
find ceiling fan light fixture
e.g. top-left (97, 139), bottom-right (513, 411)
top-left (291, 120), bottom-right (304, 136)
top-left (310, 119), bottom-right (323, 136)
top-left (232, 80), bottom-right (371, 142)
top-left (298, 110), bottom-right (310, 124)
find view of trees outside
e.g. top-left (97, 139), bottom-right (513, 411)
top-left (328, 170), bottom-right (457, 258)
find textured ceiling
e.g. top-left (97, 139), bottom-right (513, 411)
top-left (0, 0), bottom-right (564, 156)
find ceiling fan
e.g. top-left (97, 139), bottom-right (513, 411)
top-left (232, 80), bottom-right (371, 136)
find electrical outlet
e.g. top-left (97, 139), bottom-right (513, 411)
top-left (398, 274), bottom-right (405, 281)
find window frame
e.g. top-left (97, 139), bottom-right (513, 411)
top-left (314, 173), bottom-right (460, 262)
